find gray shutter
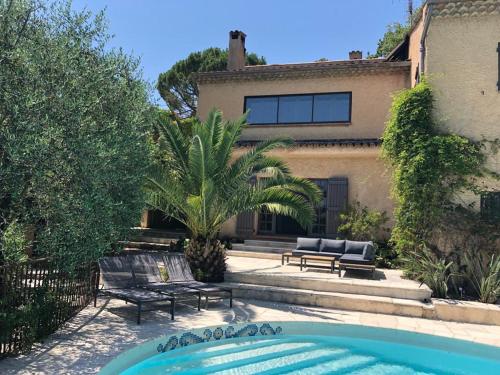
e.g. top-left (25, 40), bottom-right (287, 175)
top-left (236, 176), bottom-right (257, 238)
top-left (326, 177), bottom-right (348, 239)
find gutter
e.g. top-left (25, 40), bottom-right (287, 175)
top-left (420, 3), bottom-right (434, 77)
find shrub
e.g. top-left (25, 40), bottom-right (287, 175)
top-left (338, 202), bottom-right (389, 241)
top-left (0, 221), bottom-right (29, 263)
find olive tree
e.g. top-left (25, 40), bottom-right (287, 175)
top-left (0, 0), bottom-right (153, 269)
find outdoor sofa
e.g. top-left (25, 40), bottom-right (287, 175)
top-left (290, 237), bottom-right (375, 277)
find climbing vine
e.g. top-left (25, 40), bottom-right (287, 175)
top-left (382, 81), bottom-right (490, 255)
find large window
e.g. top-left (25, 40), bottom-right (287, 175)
top-left (245, 92), bottom-right (351, 125)
top-left (481, 192), bottom-right (500, 222)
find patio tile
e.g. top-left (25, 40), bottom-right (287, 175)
top-left (1, 297), bottom-right (499, 374)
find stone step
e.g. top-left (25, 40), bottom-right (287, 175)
top-left (231, 244), bottom-right (290, 254)
top-left (225, 271), bottom-right (432, 301)
top-left (226, 250), bottom-right (282, 260)
top-left (224, 282), bottom-right (434, 319)
top-left (243, 240), bottom-right (296, 249)
top-left (131, 236), bottom-right (177, 245)
top-left (122, 241), bottom-right (171, 251)
top-left (131, 227), bottom-right (185, 239)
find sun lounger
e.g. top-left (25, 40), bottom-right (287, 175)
top-left (96, 256), bottom-right (174, 324)
top-left (128, 253), bottom-right (202, 318)
top-left (163, 253), bottom-right (233, 309)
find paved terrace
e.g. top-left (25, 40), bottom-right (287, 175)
top-left (226, 255), bottom-right (428, 294)
top-left (1, 254), bottom-right (499, 375)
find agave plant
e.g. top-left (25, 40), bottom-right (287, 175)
top-left (464, 251), bottom-right (500, 304)
top-left (402, 246), bottom-right (454, 298)
top-left (145, 109), bottom-right (321, 281)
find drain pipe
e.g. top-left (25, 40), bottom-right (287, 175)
top-left (419, 3), bottom-right (434, 78)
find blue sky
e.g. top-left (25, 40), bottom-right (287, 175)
top-left (71, 0), bottom-right (422, 104)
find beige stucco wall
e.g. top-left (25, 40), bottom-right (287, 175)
top-left (198, 71), bottom-right (409, 141)
top-left (408, 8), bottom-right (425, 87)
top-left (220, 147), bottom-right (394, 237)
top-left (425, 12), bottom-right (500, 203)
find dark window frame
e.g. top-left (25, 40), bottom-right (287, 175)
top-left (481, 191), bottom-right (500, 222)
top-left (244, 92), bottom-right (352, 125)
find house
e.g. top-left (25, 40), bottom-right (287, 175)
top-left (142, 0), bottom-right (499, 240)
top-left (196, 32), bottom-right (409, 239)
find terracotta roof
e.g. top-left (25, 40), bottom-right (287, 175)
top-left (196, 60), bottom-right (410, 84)
top-left (236, 138), bottom-right (381, 148)
top-left (430, 0), bottom-right (500, 18)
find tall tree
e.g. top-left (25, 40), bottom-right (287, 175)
top-left (157, 48), bottom-right (266, 119)
top-left (368, 4), bottom-right (421, 59)
top-left (369, 23), bottom-right (409, 58)
top-left (145, 109), bottom-right (320, 281)
top-left (0, 0), bottom-right (152, 268)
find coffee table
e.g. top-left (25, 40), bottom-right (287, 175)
top-left (281, 251), bottom-right (302, 265)
top-left (300, 255), bottom-right (336, 273)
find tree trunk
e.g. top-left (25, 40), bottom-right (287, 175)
top-left (184, 238), bottom-right (227, 282)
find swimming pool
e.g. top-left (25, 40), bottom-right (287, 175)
top-left (100, 322), bottom-right (500, 374)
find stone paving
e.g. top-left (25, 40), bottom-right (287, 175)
top-left (1, 296), bottom-right (499, 374)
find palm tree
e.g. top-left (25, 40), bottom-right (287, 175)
top-left (145, 109), bottom-right (321, 281)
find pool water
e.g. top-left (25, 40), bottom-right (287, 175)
top-left (100, 322), bottom-right (500, 375)
top-left (119, 333), bottom-right (500, 374)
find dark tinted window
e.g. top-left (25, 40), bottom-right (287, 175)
top-left (313, 93), bottom-right (351, 122)
top-left (245, 92), bottom-right (351, 125)
top-left (278, 95), bottom-right (313, 123)
top-left (246, 97), bottom-right (278, 124)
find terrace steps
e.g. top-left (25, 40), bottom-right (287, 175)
top-left (225, 271), bottom-right (431, 301)
top-left (231, 239), bottom-right (295, 254)
top-left (224, 282), bottom-right (434, 319)
top-left (123, 228), bottom-right (184, 251)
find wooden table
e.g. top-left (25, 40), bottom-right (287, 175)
top-left (300, 255), bottom-right (336, 273)
top-left (281, 252), bottom-right (302, 265)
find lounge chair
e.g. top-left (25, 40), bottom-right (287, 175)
top-left (96, 256), bottom-right (174, 324)
top-left (128, 253), bottom-right (201, 318)
top-left (163, 253), bottom-right (233, 309)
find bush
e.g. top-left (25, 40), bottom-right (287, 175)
top-left (0, 221), bottom-right (29, 263)
top-left (338, 202), bottom-right (389, 241)
top-left (0, 0), bottom-right (152, 269)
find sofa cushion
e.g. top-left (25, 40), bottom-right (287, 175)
top-left (339, 253), bottom-right (374, 265)
top-left (345, 240), bottom-right (373, 256)
top-left (320, 239), bottom-right (345, 255)
top-left (295, 237), bottom-right (321, 252)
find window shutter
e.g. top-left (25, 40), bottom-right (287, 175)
top-left (236, 176), bottom-right (257, 238)
top-left (326, 177), bottom-right (348, 238)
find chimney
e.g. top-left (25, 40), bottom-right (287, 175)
top-left (349, 50), bottom-right (363, 60)
top-left (228, 30), bottom-right (246, 70)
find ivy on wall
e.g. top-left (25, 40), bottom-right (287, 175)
top-left (382, 80), bottom-right (489, 255)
